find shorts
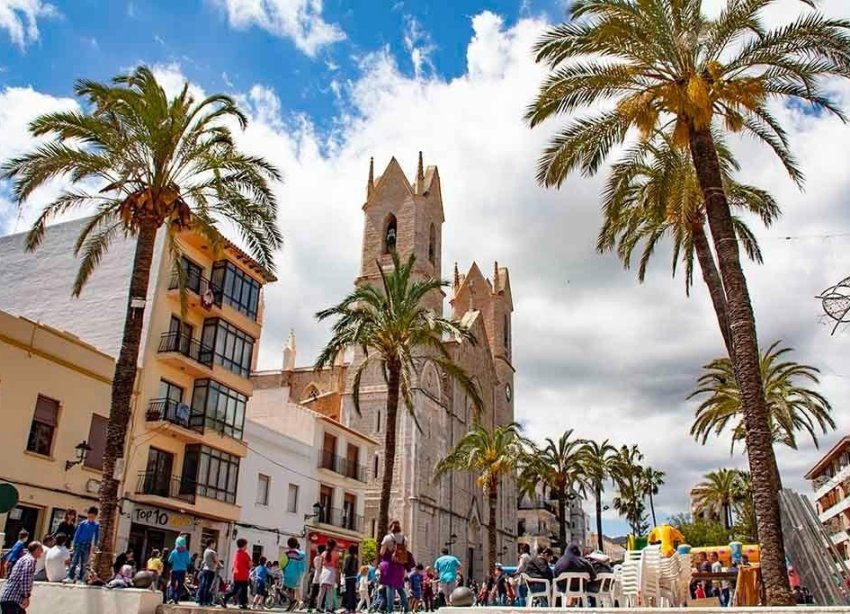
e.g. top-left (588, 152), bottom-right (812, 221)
top-left (411, 590), bottom-right (422, 599)
top-left (256, 580), bottom-right (268, 597)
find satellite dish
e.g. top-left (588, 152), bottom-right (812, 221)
top-left (0, 483), bottom-right (19, 514)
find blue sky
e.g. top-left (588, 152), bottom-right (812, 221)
top-left (2, 0), bottom-right (849, 539)
top-left (0, 0), bottom-right (564, 132)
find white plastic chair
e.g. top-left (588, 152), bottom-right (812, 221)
top-left (520, 573), bottom-right (552, 607)
top-left (553, 572), bottom-right (591, 607)
top-left (618, 553), bottom-right (642, 607)
top-left (594, 572), bottom-right (617, 608)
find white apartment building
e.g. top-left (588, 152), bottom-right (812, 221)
top-left (804, 436), bottom-right (850, 563)
top-left (232, 418), bottom-right (317, 567)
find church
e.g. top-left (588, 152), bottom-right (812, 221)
top-left (267, 154), bottom-right (517, 579)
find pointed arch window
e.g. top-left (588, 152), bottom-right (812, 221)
top-left (503, 314), bottom-right (510, 349)
top-left (428, 223), bottom-right (436, 264)
top-left (384, 214), bottom-right (398, 254)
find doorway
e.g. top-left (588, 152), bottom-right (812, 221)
top-left (3, 505), bottom-right (40, 548)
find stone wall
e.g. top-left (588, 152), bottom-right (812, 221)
top-left (0, 582), bottom-right (162, 614)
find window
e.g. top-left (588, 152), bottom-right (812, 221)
top-left (170, 256), bottom-right (203, 294)
top-left (84, 415), bottom-right (108, 470)
top-left (202, 318), bottom-right (255, 378)
top-left (256, 474), bottom-right (270, 506)
top-left (343, 493), bottom-right (356, 530)
top-left (287, 483), bottom-right (299, 514)
top-left (252, 545), bottom-right (264, 566)
top-left (375, 411), bottom-right (381, 433)
top-left (373, 454), bottom-right (379, 480)
top-left (371, 519), bottom-right (377, 539)
top-left (346, 444), bottom-right (360, 480)
top-left (428, 223), bottom-right (436, 264)
top-left (27, 395), bottom-right (59, 456)
top-left (141, 448), bottom-right (174, 497)
top-left (503, 314), bottom-right (510, 349)
top-left (211, 260), bottom-right (261, 321)
top-left (183, 445), bottom-right (240, 504)
top-left (190, 379), bottom-right (247, 439)
top-left (159, 379), bottom-right (184, 404)
top-left (383, 214), bottom-right (397, 254)
top-left (319, 485), bottom-right (333, 523)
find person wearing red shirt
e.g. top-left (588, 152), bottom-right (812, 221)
top-left (220, 538), bottom-right (252, 609)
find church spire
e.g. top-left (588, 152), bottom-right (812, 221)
top-left (416, 151), bottom-right (424, 194)
top-left (367, 156), bottom-right (375, 198)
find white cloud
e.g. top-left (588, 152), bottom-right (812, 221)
top-left (212, 0), bottom-right (344, 57)
top-left (3, 2), bottom-right (850, 531)
top-left (402, 15), bottom-right (434, 80)
top-left (0, 0), bottom-right (57, 49)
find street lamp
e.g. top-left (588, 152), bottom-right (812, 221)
top-left (65, 441), bottom-right (93, 471)
top-left (444, 533), bottom-right (457, 547)
top-left (304, 502), bottom-right (323, 522)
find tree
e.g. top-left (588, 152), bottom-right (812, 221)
top-left (434, 422), bottom-right (528, 574)
top-left (1, 66), bottom-right (282, 575)
top-left (691, 469), bottom-right (742, 530)
top-left (611, 445), bottom-right (648, 537)
top-left (360, 538), bottom-right (378, 565)
top-left (526, 1), bottom-right (850, 602)
top-left (520, 430), bottom-right (586, 551)
top-left (690, 341), bottom-right (834, 456)
top-left (316, 251), bottom-right (482, 538)
top-left (598, 130), bottom-right (779, 358)
top-left (670, 513), bottom-right (732, 548)
top-left (641, 467), bottom-right (665, 528)
top-left (579, 439), bottom-right (618, 551)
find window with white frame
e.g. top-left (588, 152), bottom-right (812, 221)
top-left (287, 483), bottom-right (299, 513)
top-left (257, 474), bottom-right (270, 506)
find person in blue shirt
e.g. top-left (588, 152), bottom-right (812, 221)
top-left (167, 536), bottom-right (191, 604)
top-left (2, 530), bottom-right (29, 574)
top-left (282, 537), bottom-right (307, 608)
top-left (66, 506), bottom-right (99, 583)
top-left (433, 548), bottom-right (461, 607)
top-left (251, 556), bottom-right (271, 609)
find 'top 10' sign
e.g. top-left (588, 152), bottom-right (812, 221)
top-left (133, 506), bottom-right (194, 532)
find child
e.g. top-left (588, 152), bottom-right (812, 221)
top-left (343, 545), bottom-right (359, 614)
top-left (422, 567), bottom-right (435, 612)
top-left (66, 506), bottom-right (99, 583)
top-left (251, 556), bottom-right (271, 609)
top-left (357, 566), bottom-right (371, 612)
top-left (220, 538), bottom-right (251, 608)
top-left (2, 530), bottom-right (29, 576)
top-left (408, 564), bottom-right (424, 612)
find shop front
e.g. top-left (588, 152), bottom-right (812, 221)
top-left (306, 529), bottom-right (360, 563)
top-left (119, 501), bottom-right (229, 565)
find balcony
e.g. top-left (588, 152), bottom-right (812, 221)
top-left (819, 495), bottom-right (850, 523)
top-left (168, 269), bottom-right (261, 332)
top-left (135, 471), bottom-right (197, 504)
top-left (146, 398), bottom-right (193, 428)
top-left (157, 332), bottom-right (214, 376)
top-left (319, 450), bottom-right (368, 483)
top-left (316, 507), bottom-right (363, 533)
top-left (519, 496), bottom-right (557, 515)
top-left (814, 463), bottom-right (850, 501)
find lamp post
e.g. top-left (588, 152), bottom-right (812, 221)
top-left (65, 441), bottom-right (93, 471)
top-left (444, 533), bottom-right (458, 548)
top-left (301, 502), bottom-right (323, 537)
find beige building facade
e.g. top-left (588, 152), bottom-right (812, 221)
top-left (804, 436), bottom-right (850, 564)
top-left (0, 218), bottom-right (274, 561)
top-left (0, 309), bottom-right (115, 547)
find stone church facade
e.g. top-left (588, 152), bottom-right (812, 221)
top-left (266, 155), bottom-right (517, 580)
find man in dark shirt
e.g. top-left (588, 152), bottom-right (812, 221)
top-left (525, 548), bottom-right (553, 582)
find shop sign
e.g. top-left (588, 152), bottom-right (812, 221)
top-left (132, 505), bottom-right (194, 532)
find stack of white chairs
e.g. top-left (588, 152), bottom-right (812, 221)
top-left (640, 545), bottom-right (663, 606)
top-left (617, 550), bottom-right (643, 607)
top-left (658, 552), bottom-right (684, 606)
top-left (553, 572), bottom-right (591, 607)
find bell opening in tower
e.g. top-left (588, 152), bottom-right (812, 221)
top-left (384, 214), bottom-right (398, 254)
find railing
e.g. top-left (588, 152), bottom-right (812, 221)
top-left (318, 450), bottom-right (368, 482)
top-left (819, 495), bottom-right (850, 523)
top-left (316, 506), bottom-right (363, 532)
top-left (158, 332), bottom-right (214, 368)
top-left (145, 398), bottom-right (197, 430)
top-left (135, 471), bottom-right (197, 504)
top-left (814, 463), bottom-right (850, 502)
top-left (169, 272), bottom-right (258, 322)
top-left (518, 496), bottom-right (557, 515)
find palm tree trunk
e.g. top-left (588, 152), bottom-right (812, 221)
top-left (689, 126), bottom-right (791, 606)
top-left (557, 490), bottom-right (567, 552)
top-left (378, 360), bottom-right (401, 539)
top-left (95, 222), bottom-right (157, 579)
top-left (488, 480), bottom-right (498, 575)
top-left (723, 502), bottom-right (731, 531)
top-left (595, 486), bottom-right (604, 551)
top-left (649, 491), bottom-right (657, 527)
top-left (693, 224), bottom-right (733, 358)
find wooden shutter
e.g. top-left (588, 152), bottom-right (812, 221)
top-left (84, 415), bottom-right (108, 470)
top-left (33, 395), bottom-right (59, 426)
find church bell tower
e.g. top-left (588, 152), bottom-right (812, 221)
top-left (357, 153), bottom-right (445, 312)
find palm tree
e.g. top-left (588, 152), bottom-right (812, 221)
top-left (520, 430), bottom-right (586, 550)
top-left (526, 2), bottom-right (850, 602)
top-left (690, 341), bottom-right (834, 456)
top-left (611, 445), bottom-right (648, 537)
top-left (641, 467), bottom-right (666, 528)
top-left (434, 422), bottom-right (527, 574)
top-left (579, 439), bottom-right (618, 550)
top-left (316, 251), bottom-right (482, 537)
top-left (1, 66), bottom-right (282, 575)
top-left (598, 131), bottom-right (779, 357)
top-left (692, 468), bottom-right (740, 530)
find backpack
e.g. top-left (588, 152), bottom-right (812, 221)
top-left (391, 539), bottom-right (409, 566)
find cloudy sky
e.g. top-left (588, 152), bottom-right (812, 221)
top-left (1, 0), bottom-right (849, 535)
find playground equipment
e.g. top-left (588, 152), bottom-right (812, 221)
top-left (687, 543), bottom-right (760, 566)
top-left (647, 524), bottom-right (686, 557)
